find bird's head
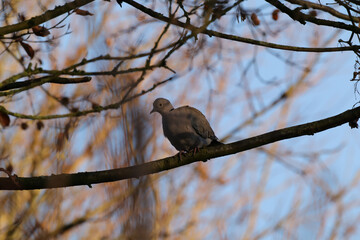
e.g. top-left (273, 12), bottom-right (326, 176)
top-left (150, 98), bottom-right (174, 115)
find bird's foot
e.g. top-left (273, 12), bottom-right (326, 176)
top-left (177, 150), bottom-right (186, 162)
top-left (192, 147), bottom-right (199, 156)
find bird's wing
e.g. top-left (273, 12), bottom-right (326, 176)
top-left (177, 106), bottom-right (218, 140)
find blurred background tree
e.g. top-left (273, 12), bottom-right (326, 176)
top-left (1, 0), bottom-right (360, 239)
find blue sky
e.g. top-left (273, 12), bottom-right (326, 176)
top-left (79, 2), bottom-right (360, 238)
top-left (3, 0), bottom-right (360, 238)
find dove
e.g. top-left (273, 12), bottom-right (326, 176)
top-left (150, 98), bottom-right (221, 154)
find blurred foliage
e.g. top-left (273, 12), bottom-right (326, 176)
top-left (0, 0), bottom-right (360, 239)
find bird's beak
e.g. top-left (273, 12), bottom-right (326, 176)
top-left (150, 108), bottom-right (155, 114)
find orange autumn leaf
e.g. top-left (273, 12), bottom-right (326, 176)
top-left (272, 9), bottom-right (280, 21)
top-left (75, 9), bottom-right (94, 16)
top-left (251, 13), bottom-right (260, 26)
top-left (32, 26), bottom-right (50, 37)
top-left (20, 41), bottom-right (35, 59)
top-left (0, 111), bottom-right (10, 127)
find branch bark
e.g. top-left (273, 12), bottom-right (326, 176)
top-left (266, 0), bottom-right (360, 33)
top-left (0, 76), bottom-right (91, 91)
top-left (0, 0), bottom-right (94, 36)
top-left (120, 0), bottom-right (360, 53)
top-left (1, 106), bottom-right (359, 190)
top-left (0, 76), bottom-right (175, 120)
top-left (286, 0), bottom-right (359, 23)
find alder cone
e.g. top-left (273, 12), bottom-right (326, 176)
top-left (0, 111), bottom-right (10, 127)
top-left (20, 122), bottom-right (28, 130)
top-left (36, 121), bottom-right (44, 130)
top-left (251, 13), bottom-right (260, 26)
top-left (75, 9), bottom-right (94, 16)
top-left (32, 26), bottom-right (50, 37)
top-left (272, 9), bottom-right (279, 21)
top-left (20, 41), bottom-right (35, 59)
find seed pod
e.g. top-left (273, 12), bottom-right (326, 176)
top-left (251, 13), bottom-right (260, 26)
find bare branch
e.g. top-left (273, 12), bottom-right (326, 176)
top-left (120, 0), bottom-right (360, 52)
top-left (266, 0), bottom-right (360, 33)
top-left (286, 0), bottom-right (359, 23)
top-left (1, 106), bottom-right (359, 190)
top-left (0, 76), bottom-right (91, 91)
top-left (0, 0), bottom-right (95, 36)
top-left (0, 76), bottom-right (176, 120)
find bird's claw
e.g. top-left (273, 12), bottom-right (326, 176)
top-left (192, 147), bottom-right (199, 156)
top-left (177, 150), bottom-right (186, 162)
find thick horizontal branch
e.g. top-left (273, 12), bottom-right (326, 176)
top-left (1, 106), bottom-right (359, 190)
top-left (121, 0), bottom-right (360, 53)
top-left (266, 0), bottom-right (360, 33)
top-left (286, 0), bottom-right (359, 23)
top-left (0, 0), bottom-right (94, 36)
top-left (0, 76), bottom-right (91, 91)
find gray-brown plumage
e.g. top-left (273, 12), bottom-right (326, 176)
top-left (150, 98), bottom-right (221, 152)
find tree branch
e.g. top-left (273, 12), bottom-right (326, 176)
top-left (266, 0), bottom-right (360, 33)
top-left (0, 76), bottom-right (176, 120)
top-left (1, 106), bottom-right (359, 190)
top-left (0, 0), bottom-right (95, 36)
top-left (120, 0), bottom-right (360, 53)
top-left (0, 76), bottom-right (91, 91)
top-left (286, 0), bottom-right (359, 23)
top-left (266, 0), bottom-right (307, 24)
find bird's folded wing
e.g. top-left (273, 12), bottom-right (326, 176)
top-left (180, 106), bottom-right (217, 140)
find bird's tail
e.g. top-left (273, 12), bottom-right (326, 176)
top-left (209, 139), bottom-right (223, 147)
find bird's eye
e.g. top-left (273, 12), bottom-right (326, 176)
top-left (159, 103), bottom-right (163, 107)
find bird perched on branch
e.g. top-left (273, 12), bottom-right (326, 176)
top-left (150, 98), bottom-right (222, 155)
